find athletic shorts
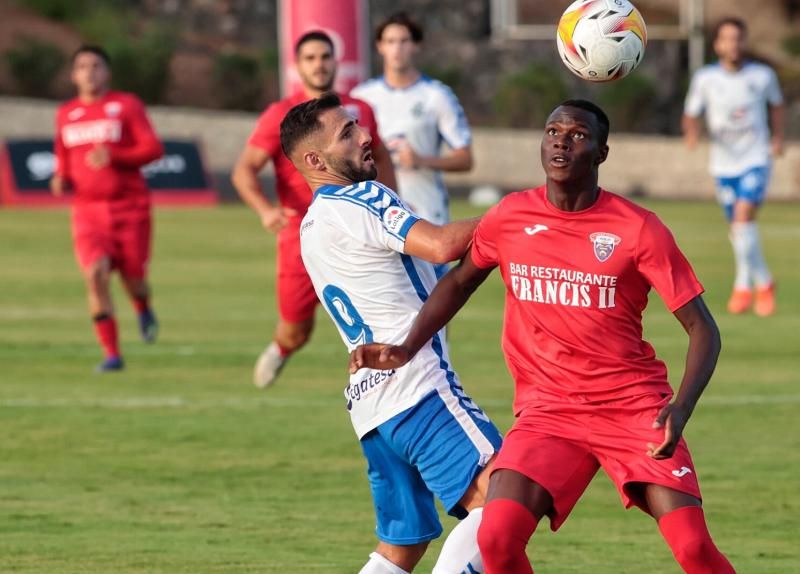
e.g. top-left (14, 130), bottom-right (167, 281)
top-left (276, 220), bottom-right (318, 323)
top-left (360, 389), bottom-right (503, 545)
top-left (72, 200), bottom-right (151, 279)
top-left (494, 393), bottom-right (702, 531)
top-left (715, 165), bottom-right (771, 221)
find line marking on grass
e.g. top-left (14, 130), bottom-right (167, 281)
top-left (2, 394), bottom-right (800, 410)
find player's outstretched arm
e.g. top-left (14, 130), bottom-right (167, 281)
top-left (349, 251), bottom-right (494, 372)
top-left (647, 295), bottom-right (721, 460)
top-left (403, 218), bottom-right (480, 264)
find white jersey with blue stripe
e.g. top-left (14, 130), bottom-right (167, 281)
top-left (684, 61), bottom-right (783, 177)
top-left (351, 76), bottom-right (472, 225)
top-left (300, 180), bottom-right (471, 438)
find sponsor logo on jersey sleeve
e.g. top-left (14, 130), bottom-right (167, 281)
top-left (590, 232), bottom-right (621, 262)
top-left (383, 206), bottom-right (414, 234)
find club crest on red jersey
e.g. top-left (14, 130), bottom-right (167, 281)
top-left (104, 101), bottom-right (122, 117)
top-left (590, 232), bottom-right (621, 262)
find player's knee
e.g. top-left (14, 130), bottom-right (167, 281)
top-left (278, 322), bottom-right (313, 352)
top-left (672, 535), bottom-right (714, 565)
top-left (85, 263), bottom-right (110, 289)
top-left (477, 502), bottom-right (531, 565)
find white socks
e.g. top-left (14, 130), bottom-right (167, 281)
top-left (432, 507), bottom-right (484, 574)
top-left (730, 222), bottom-right (771, 290)
top-left (359, 552), bottom-right (410, 574)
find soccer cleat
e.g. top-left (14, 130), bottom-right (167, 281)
top-left (138, 310), bottom-right (159, 343)
top-left (754, 284), bottom-right (776, 317)
top-left (96, 356), bottom-right (124, 373)
top-left (726, 289), bottom-right (752, 314)
top-left (253, 342), bottom-right (288, 389)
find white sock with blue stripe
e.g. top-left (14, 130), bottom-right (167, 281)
top-left (730, 222), bottom-right (753, 290)
top-left (359, 552), bottom-right (409, 574)
top-left (740, 222), bottom-right (772, 287)
top-left (432, 507), bottom-right (484, 574)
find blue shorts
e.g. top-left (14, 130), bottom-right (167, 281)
top-left (360, 389), bottom-right (503, 545)
top-left (715, 165), bottom-right (771, 221)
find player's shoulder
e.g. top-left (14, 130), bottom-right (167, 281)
top-left (56, 96), bottom-right (81, 115)
top-left (742, 60), bottom-right (778, 81)
top-left (418, 76), bottom-right (461, 103)
top-left (108, 91), bottom-right (146, 108)
top-left (314, 181), bottom-right (402, 213)
top-left (351, 77), bottom-right (385, 99)
top-left (602, 189), bottom-right (654, 218)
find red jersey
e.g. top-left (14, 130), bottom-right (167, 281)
top-left (55, 91), bottom-right (163, 202)
top-left (471, 186), bottom-right (704, 412)
top-left (247, 91), bottom-right (383, 215)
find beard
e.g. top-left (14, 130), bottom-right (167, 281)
top-left (330, 155), bottom-right (377, 183)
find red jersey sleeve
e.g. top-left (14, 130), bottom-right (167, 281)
top-left (109, 95), bottom-right (164, 168)
top-left (636, 212), bottom-right (704, 312)
top-left (54, 108), bottom-right (68, 179)
top-left (470, 201), bottom-right (503, 269)
top-left (247, 103), bottom-right (284, 157)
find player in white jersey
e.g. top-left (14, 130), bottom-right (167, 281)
top-left (683, 17), bottom-right (785, 316)
top-left (280, 92), bottom-right (502, 574)
top-left (352, 13), bottom-right (473, 270)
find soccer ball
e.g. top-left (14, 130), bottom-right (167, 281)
top-left (556, 0), bottom-right (647, 82)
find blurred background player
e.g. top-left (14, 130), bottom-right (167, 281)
top-left (284, 92), bottom-right (501, 574)
top-left (231, 31), bottom-right (396, 389)
top-left (352, 13), bottom-right (472, 276)
top-left (683, 17), bottom-right (785, 317)
top-left (352, 101), bottom-right (735, 573)
top-left (51, 45), bottom-right (164, 372)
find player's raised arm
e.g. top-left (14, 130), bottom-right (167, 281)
top-left (402, 217), bottom-right (480, 264)
top-left (647, 295), bottom-right (721, 460)
top-left (349, 250), bottom-right (494, 373)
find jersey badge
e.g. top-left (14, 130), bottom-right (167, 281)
top-left (104, 101), bottom-right (122, 117)
top-left (590, 232), bottom-right (621, 262)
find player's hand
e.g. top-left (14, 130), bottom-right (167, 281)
top-left (395, 141), bottom-right (420, 170)
top-left (771, 137), bottom-right (784, 158)
top-left (86, 144), bottom-right (111, 170)
top-left (349, 344), bottom-right (411, 374)
top-left (647, 402), bottom-right (690, 460)
top-left (49, 175), bottom-right (66, 197)
top-left (684, 134), bottom-right (698, 151)
top-left (260, 206), bottom-right (298, 234)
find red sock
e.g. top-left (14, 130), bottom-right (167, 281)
top-left (274, 340), bottom-right (292, 358)
top-left (658, 506), bottom-right (736, 573)
top-left (93, 315), bottom-right (120, 359)
top-left (132, 296), bottom-right (150, 315)
top-left (478, 498), bottom-right (538, 574)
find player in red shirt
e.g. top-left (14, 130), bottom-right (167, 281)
top-left (351, 101), bottom-right (736, 572)
top-left (232, 31), bottom-right (396, 388)
top-left (51, 45), bottom-right (164, 372)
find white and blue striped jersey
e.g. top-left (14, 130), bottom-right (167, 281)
top-left (351, 76), bottom-right (472, 225)
top-left (299, 180), bottom-right (480, 438)
top-left (684, 61), bottom-right (783, 177)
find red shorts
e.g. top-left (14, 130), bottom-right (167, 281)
top-left (276, 220), bottom-right (318, 323)
top-left (72, 200), bottom-right (151, 279)
top-left (494, 394), bottom-right (702, 531)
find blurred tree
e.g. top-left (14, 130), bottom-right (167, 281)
top-left (493, 63), bottom-right (568, 128)
top-left (214, 50), bottom-right (263, 111)
top-left (4, 36), bottom-right (65, 97)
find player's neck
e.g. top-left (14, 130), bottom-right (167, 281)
top-left (383, 67), bottom-right (420, 89)
top-left (78, 88), bottom-right (109, 104)
top-left (308, 172), bottom-right (356, 191)
top-left (719, 58), bottom-right (744, 72)
top-left (545, 180), bottom-right (600, 212)
top-left (302, 85), bottom-right (333, 99)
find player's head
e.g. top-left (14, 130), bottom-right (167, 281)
top-left (713, 17), bottom-right (747, 64)
top-left (295, 30), bottom-right (337, 92)
top-left (541, 100), bottom-right (609, 184)
top-left (281, 92), bottom-right (376, 184)
top-left (70, 45), bottom-right (111, 97)
top-left (375, 12), bottom-right (422, 73)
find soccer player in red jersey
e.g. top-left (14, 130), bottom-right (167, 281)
top-left (232, 31), bottom-right (396, 389)
top-left (351, 101), bottom-right (736, 572)
top-left (51, 45), bottom-right (164, 372)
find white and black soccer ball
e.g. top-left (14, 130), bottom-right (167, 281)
top-left (556, 0), bottom-right (647, 82)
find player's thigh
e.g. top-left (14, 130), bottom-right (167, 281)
top-left (116, 211), bottom-right (152, 280)
top-left (385, 389), bottom-right (502, 519)
top-left (72, 207), bottom-right (114, 274)
top-left (360, 429), bottom-right (442, 546)
top-left (275, 231), bottom-right (318, 323)
top-left (491, 410), bottom-right (598, 531)
top-left (590, 397), bottom-right (703, 515)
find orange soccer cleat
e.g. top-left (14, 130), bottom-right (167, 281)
top-left (727, 289), bottom-right (753, 314)
top-left (754, 284), bottom-right (776, 317)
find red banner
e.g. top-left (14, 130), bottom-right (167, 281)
top-left (279, 0), bottom-right (370, 97)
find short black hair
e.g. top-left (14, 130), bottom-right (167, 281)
top-left (280, 92), bottom-right (342, 158)
top-left (558, 99), bottom-right (610, 145)
top-left (295, 30), bottom-right (335, 56)
top-left (713, 17), bottom-right (747, 41)
top-left (71, 45), bottom-right (110, 67)
top-left (375, 12), bottom-right (423, 43)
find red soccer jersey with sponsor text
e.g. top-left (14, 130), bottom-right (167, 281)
top-left (247, 91), bottom-right (384, 215)
top-left (471, 186), bottom-right (704, 413)
top-left (55, 91), bottom-right (163, 202)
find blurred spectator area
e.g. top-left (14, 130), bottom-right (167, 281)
top-left (0, 0), bottom-right (798, 135)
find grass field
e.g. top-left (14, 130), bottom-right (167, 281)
top-left (1, 199), bottom-right (798, 573)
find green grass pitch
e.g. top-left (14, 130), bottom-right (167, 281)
top-left (1, 199), bottom-right (798, 573)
